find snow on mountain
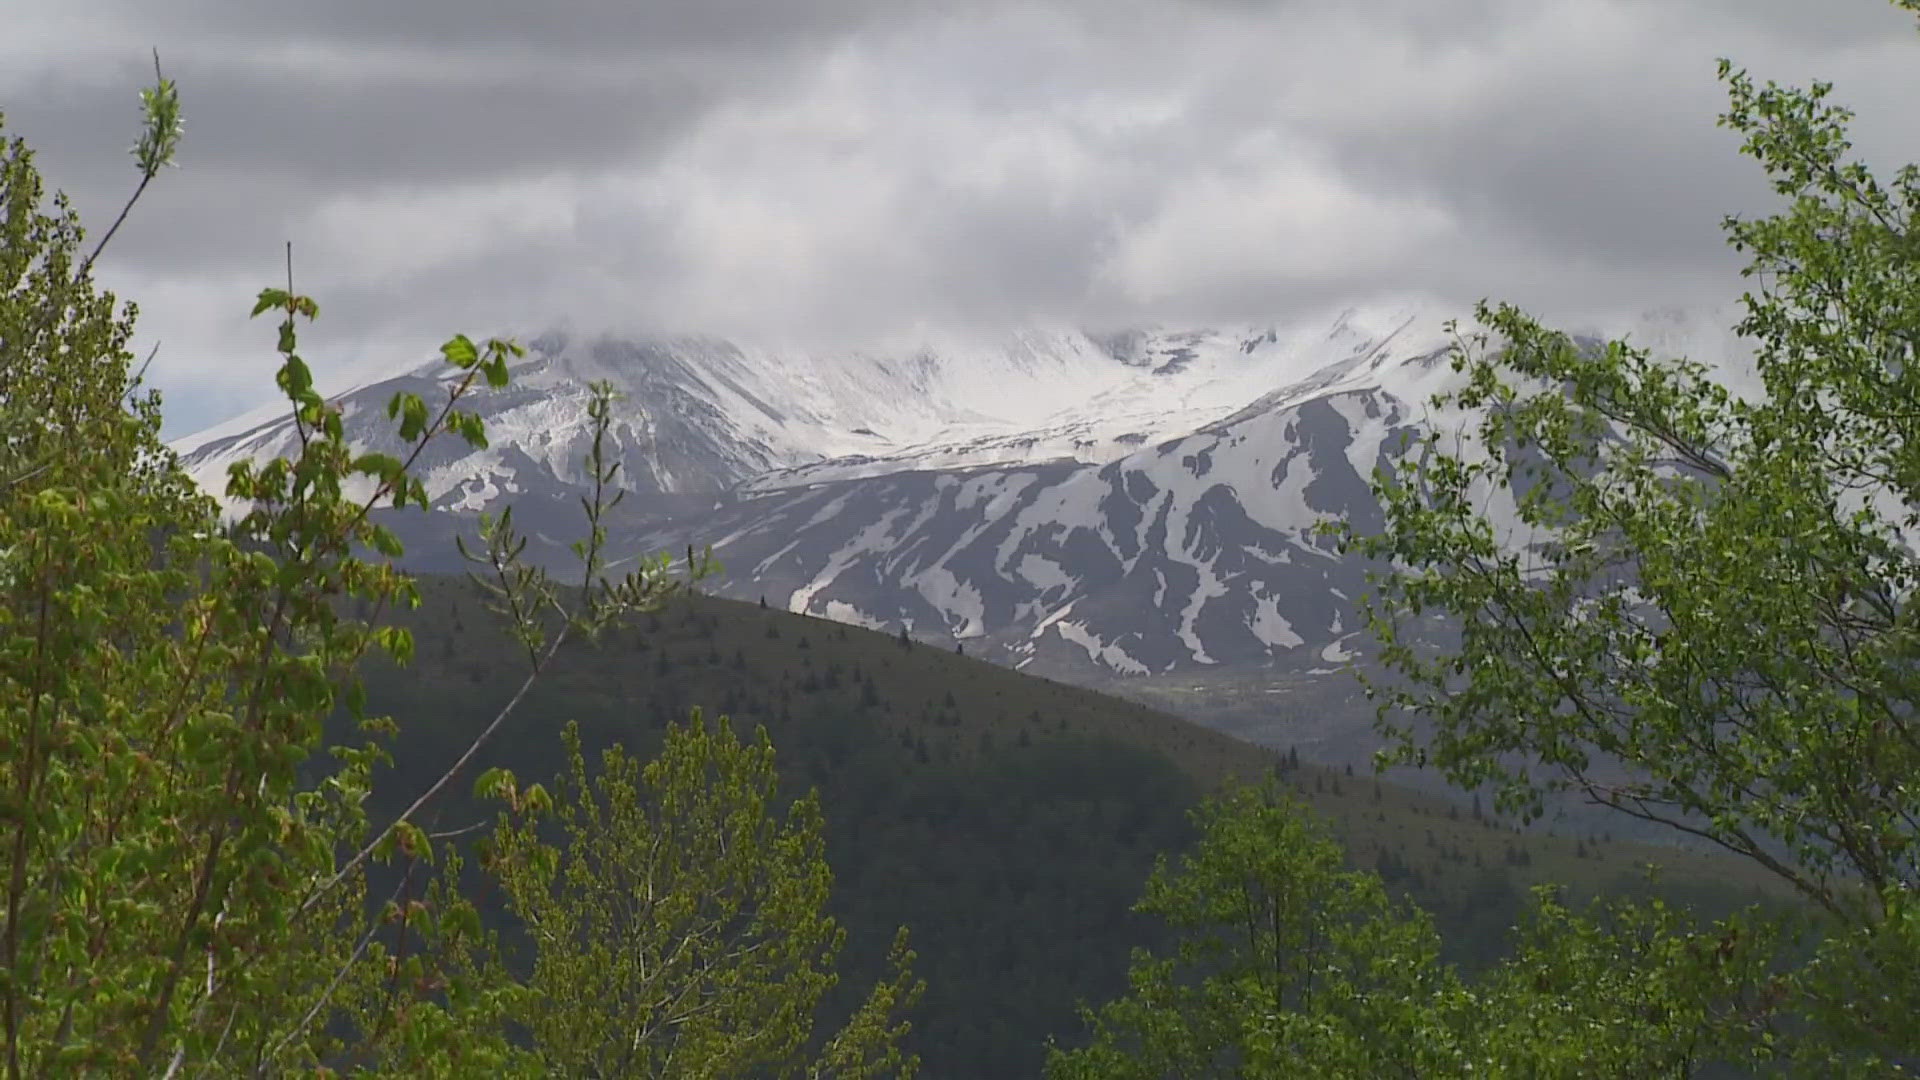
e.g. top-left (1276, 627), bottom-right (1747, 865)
top-left (169, 300), bottom-right (1751, 681)
top-left (627, 371), bottom-right (1458, 681)
top-left (173, 301), bottom-right (1452, 509)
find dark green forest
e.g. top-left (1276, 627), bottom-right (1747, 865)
top-left (344, 579), bottom-right (1789, 1076)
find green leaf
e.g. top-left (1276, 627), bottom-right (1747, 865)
top-left (251, 287), bottom-right (288, 317)
top-left (441, 333), bottom-right (479, 369)
top-left (276, 355), bottom-right (313, 399)
top-left (473, 767), bottom-right (518, 801)
top-left (519, 782), bottom-right (552, 815)
top-left (350, 452), bottom-right (404, 480)
top-left (368, 525), bottom-right (404, 558)
top-left (397, 393), bottom-right (429, 442)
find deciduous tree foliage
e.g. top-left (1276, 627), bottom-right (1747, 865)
top-left (1043, 785), bottom-right (1467, 1079)
top-left (0, 69), bottom-right (916, 1078)
top-left (1049, 786), bottom-right (1801, 1078)
top-left (1, 86), bottom-right (534, 1074)
top-left (473, 715), bottom-right (921, 1079)
top-left (1064, 2), bottom-right (1920, 1075)
top-left (1335, 0), bottom-right (1920, 1068)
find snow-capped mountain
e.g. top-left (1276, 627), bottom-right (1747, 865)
top-left (176, 307), bottom-right (1451, 505)
top-left (171, 301), bottom-right (1749, 684)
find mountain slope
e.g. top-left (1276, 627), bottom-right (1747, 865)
top-left (665, 369), bottom-right (1462, 684)
top-left (173, 302), bottom-right (1751, 699)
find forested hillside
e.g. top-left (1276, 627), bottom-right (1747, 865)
top-left (346, 580), bottom-right (1787, 1076)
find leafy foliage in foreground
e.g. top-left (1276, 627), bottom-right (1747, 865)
top-left (1325, 0), bottom-right (1920, 1071)
top-left (0, 85), bottom-right (915, 1076)
top-left (473, 715), bottom-right (921, 1079)
top-left (1062, 2), bottom-right (1920, 1075)
top-left (1048, 786), bottom-right (1800, 1079)
top-left (1045, 786), bottom-right (1461, 1079)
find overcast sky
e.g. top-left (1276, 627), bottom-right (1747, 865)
top-left (5, 0), bottom-right (1918, 438)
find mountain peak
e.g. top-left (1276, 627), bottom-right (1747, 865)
top-left (170, 303), bottom-right (1467, 510)
top-left (168, 300), bottom-right (1750, 679)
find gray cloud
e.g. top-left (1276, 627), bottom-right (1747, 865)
top-left (2, 0), bottom-right (1916, 437)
